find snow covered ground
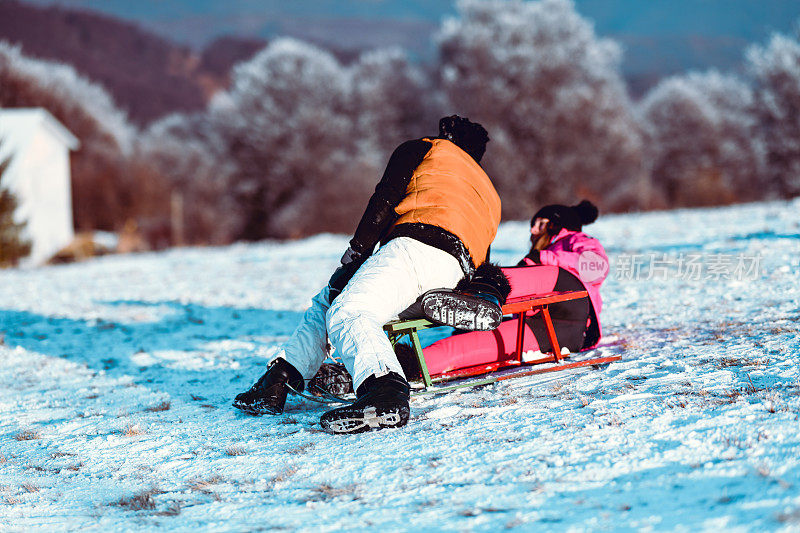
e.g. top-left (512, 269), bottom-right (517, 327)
top-left (1, 199), bottom-right (799, 532)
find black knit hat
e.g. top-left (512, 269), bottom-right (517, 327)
top-left (438, 115), bottom-right (490, 163)
top-left (531, 200), bottom-right (599, 231)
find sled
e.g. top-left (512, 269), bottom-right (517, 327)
top-left (383, 290), bottom-right (621, 393)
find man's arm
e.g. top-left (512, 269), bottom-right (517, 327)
top-left (348, 139), bottom-right (431, 255)
top-left (328, 139), bottom-right (431, 300)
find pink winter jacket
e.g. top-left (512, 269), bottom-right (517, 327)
top-left (521, 228), bottom-right (609, 344)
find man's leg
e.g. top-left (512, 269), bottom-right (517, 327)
top-left (326, 237), bottom-right (463, 390)
top-left (421, 318), bottom-right (540, 375)
top-left (321, 237), bottom-right (463, 433)
top-left (421, 262), bottom-right (511, 331)
top-left (502, 265), bottom-right (559, 299)
top-left (415, 265), bottom-right (562, 376)
top-left (279, 286), bottom-right (334, 380)
top-left (233, 286), bottom-right (333, 414)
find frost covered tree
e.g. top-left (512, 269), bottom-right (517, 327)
top-left (135, 40), bottom-right (436, 242)
top-left (638, 71), bottom-right (766, 206)
top-left (212, 38), bottom-right (371, 239)
top-left (137, 112), bottom-right (238, 245)
top-left (747, 32), bottom-right (800, 197)
top-left (0, 41), bottom-right (136, 231)
top-left (350, 48), bottom-right (435, 164)
top-left (437, 0), bottom-right (647, 216)
top-left (0, 141), bottom-right (31, 267)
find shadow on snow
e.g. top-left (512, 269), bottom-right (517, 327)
top-left (0, 300), bottom-right (304, 408)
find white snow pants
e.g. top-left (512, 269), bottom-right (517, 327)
top-left (275, 237), bottom-right (464, 390)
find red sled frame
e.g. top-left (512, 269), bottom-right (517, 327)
top-left (384, 290), bottom-right (621, 393)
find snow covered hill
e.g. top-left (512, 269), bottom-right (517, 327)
top-left (1, 200), bottom-right (799, 531)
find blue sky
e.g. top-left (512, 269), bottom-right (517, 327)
top-left (20, 0), bottom-right (800, 77)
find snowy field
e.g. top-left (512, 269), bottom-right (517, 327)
top-left (1, 200), bottom-right (799, 532)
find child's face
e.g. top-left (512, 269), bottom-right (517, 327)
top-left (530, 217), bottom-right (550, 239)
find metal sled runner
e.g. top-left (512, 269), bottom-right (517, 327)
top-left (384, 290), bottom-right (622, 393)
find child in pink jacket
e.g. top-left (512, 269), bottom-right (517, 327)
top-left (417, 200), bottom-right (608, 376)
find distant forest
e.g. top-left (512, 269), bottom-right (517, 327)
top-left (1, 0), bottom-right (799, 248)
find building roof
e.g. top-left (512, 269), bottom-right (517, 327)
top-left (0, 108), bottom-right (80, 163)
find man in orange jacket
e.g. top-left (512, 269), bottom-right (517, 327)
top-left (233, 116), bottom-right (501, 433)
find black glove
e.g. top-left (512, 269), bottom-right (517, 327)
top-left (327, 246), bottom-right (366, 303)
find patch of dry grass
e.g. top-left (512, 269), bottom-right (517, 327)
top-left (188, 475), bottom-right (224, 493)
top-left (113, 488), bottom-right (164, 511)
top-left (14, 429), bottom-right (39, 441)
top-left (225, 446), bottom-right (247, 457)
top-left (187, 476), bottom-right (224, 503)
top-left (703, 356), bottom-right (770, 370)
top-left (287, 443), bottom-right (314, 455)
top-left (49, 451), bottom-right (77, 459)
top-left (121, 424), bottom-right (144, 437)
top-left (62, 462), bottom-right (84, 472)
top-left (145, 401), bottom-right (171, 413)
top-left (306, 483), bottom-right (359, 502)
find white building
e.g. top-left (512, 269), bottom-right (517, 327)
top-left (0, 108), bottom-right (79, 265)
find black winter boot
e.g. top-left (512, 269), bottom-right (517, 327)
top-left (320, 372), bottom-right (410, 434)
top-left (421, 262), bottom-right (511, 331)
top-left (421, 289), bottom-right (503, 330)
top-left (232, 358), bottom-right (304, 415)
